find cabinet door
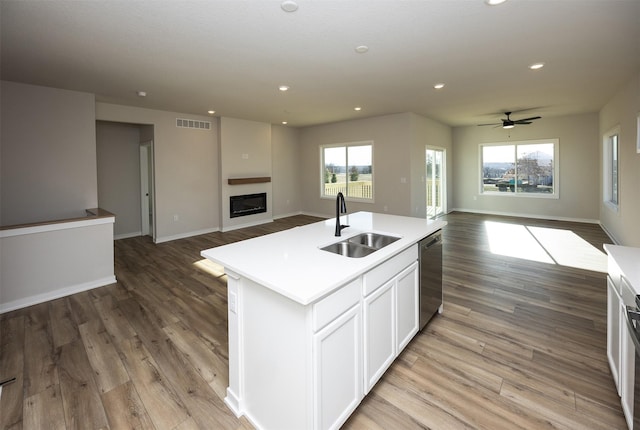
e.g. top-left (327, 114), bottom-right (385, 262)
top-left (607, 276), bottom-right (621, 395)
top-left (314, 304), bottom-right (362, 430)
top-left (396, 262), bottom-right (419, 352)
top-left (363, 280), bottom-right (395, 393)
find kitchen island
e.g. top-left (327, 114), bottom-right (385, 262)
top-left (201, 211), bottom-right (446, 430)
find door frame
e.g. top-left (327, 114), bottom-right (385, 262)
top-left (140, 140), bottom-right (155, 240)
top-left (426, 146), bottom-right (447, 218)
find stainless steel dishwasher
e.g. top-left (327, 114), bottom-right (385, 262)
top-left (419, 230), bottom-right (443, 330)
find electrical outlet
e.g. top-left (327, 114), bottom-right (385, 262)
top-left (173, 214), bottom-right (179, 221)
top-left (242, 153), bottom-right (249, 159)
top-left (384, 205), bottom-right (388, 212)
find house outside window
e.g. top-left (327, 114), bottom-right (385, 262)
top-left (480, 139), bottom-right (559, 198)
top-left (321, 141), bottom-right (373, 201)
top-left (603, 127), bottom-right (620, 210)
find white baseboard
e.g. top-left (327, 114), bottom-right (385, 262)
top-left (449, 207), bottom-right (600, 225)
top-left (0, 275), bottom-right (117, 314)
top-left (114, 231), bottom-right (142, 240)
top-left (155, 227), bottom-right (220, 243)
top-left (273, 211), bottom-right (304, 220)
top-left (300, 211), bottom-right (331, 219)
top-left (599, 222), bottom-right (620, 245)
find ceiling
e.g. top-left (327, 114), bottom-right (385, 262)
top-left (2, 0), bottom-right (639, 128)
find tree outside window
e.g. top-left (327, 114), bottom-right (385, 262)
top-left (321, 142), bottom-right (373, 200)
top-left (481, 140), bottom-right (558, 197)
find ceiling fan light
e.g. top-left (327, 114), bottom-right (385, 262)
top-left (503, 124), bottom-right (515, 129)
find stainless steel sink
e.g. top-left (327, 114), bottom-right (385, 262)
top-left (348, 232), bottom-right (400, 249)
top-left (320, 232), bottom-right (400, 258)
top-left (320, 241), bottom-right (377, 258)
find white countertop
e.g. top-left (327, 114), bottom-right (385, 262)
top-left (604, 244), bottom-right (640, 293)
top-left (201, 211), bottom-right (446, 305)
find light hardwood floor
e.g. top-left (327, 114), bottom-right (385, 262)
top-left (0, 212), bottom-right (627, 429)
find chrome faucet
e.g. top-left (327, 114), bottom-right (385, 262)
top-left (335, 192), bottom-right (349, 236)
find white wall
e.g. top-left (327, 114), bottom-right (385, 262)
top-left (409, 113), bottom-right (453, 218)
top-left (299, 113), bottom-right (413, 218)
top-left (96, 121), bottom-right (142, 238)
top-left (96, 103), bottom-right (218, 242)
top-left (219, 117), bottom-right (273, 231)
top-left (599, 72), bottom-right (640, 246)
top-left (0, 217), bottom-right (116, 313)
top-left (451, 113), bottom-right (600, 222)
top-left (298, 112), bottom-right (452, 219)
top-left (1, 81), bottom-right (97, 225)
top-left (271, 125), bottom-right (302, 218)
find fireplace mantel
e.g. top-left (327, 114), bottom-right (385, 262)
top-left (227, 177), bottom-right (271, 185)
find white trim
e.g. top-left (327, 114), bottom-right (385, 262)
top-left (0, 216), bottom-right (115, 238)
top-left (154, 227), bottom-right (221, 243)
top-left (0, 276), bottom-right (117, 314)
top-left (273, 211), bottom-right (304, 220)
top-left (114, 231), bottom-right (142, 240)
top-left (599, 222), bottom-right (621, 245)
top-left (450, 208), bottom-right (600, 225)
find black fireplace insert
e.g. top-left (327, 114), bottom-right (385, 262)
top-left (230, 193), bottom-right (267, 218)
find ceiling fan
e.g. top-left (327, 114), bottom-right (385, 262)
top-left (478, 112), bottom-right (541, 129)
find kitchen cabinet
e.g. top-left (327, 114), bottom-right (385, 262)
top-left (605, 244), bottom-right (640, 430)
top-left (620, 276), bottom-right (636, 429)
top-left (608, 276), bottom-right (622, 394)
top-left (201, 212), bottom-right (446, 430)
top-left (363, 249), bottom-right (419, 393)
top-left (314, 304), bottom-right (362, 430)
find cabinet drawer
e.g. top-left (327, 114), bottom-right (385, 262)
top-left (313, 278), bottom-right (361, 332)
top-left (363, 246), bottom-right (418, 296)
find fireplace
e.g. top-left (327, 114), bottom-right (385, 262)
top-left (230, 193), bottom-right (267, 218)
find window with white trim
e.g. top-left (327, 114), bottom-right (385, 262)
top-left (480, 139), bottom-right (558, 198)
top-left (603, 127), bottom-right (619, 210)
top-left (321, 142), bottom-right (373, 201)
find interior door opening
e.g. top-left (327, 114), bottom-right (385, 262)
top-left (426, 147), bottom-right (446, 219)
top-left (140, 141), bottom-right (154, 239)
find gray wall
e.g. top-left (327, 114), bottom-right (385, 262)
top-left (451, 113), bottom-right (600, 222)
top-left (1, 81), bottom-right (97, 226)
top-left (219, 117), bottom-right (273, 231)
top-left (599, 72), bottom-right (640, 246)
top-left (272, 125), bottom-right (302, 218)
top-left (96, 103), bottom-right (218, 243)
top-left (298, 112), bottom-right (452, 219)
top-left (96, 121), bottom-right (142, 238)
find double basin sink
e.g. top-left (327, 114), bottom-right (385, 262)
top-left (321, 232), bottom-right (400, 258)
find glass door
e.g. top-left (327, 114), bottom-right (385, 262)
top-left (426, 148), bottom-right (445, 219)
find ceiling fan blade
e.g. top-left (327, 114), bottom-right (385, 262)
top-left (477, 122), bottom-right (501, 126)
top-left (514, 121), bottom-right (532, 125)
top-left (514, 116), bottom-right (541, 122)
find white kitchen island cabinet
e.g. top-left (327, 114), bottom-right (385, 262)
top-left (605, 244), bottom-right (640, 430)
top-left (201, 212), bottom-right (446, 430)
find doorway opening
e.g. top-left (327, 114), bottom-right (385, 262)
top-left (140, 141), bottom-right (154, 237)
top-left (426, 147), bottom-right (446, 219)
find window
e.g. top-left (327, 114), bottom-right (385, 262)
top-left (603, 127), bottom-right (620, 210)
top-left (321, 142), bottom-right (373, 201)
top-left (480, 139), bottom-right (558, 198)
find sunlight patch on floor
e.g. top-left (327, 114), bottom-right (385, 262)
top-left (193, 258), bottom-right (226, 277)
top-left (485, 221), bottom-right (555, 264)
top-left (484, 221), bottom-right (607, 273)
top-left (527, 226), bottom-right (608, 273)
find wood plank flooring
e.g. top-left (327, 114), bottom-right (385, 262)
top-left (0, 212), bottom-right (627, 429)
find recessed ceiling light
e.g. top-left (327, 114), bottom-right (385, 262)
top-left (529, 62), bottom-right (545, 70)
top-left (278, 85), bottom-right (290, 92)
top-left (137, 91), bottom-right (147, 97)
top-left (434, 83), bottom-right (445, 89)
top-left (207, 110), bottom-right (215, 115)
top-left (354, 106), bottom-right (362, 111)
top-left (485, 0), bottom-right (507, 5)
top-left (282, 121), bottom-right (288, 125)
top-left (355, 45), bottom-right (369, 54)
top-left (281, 1), bottom-right (298, 12)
